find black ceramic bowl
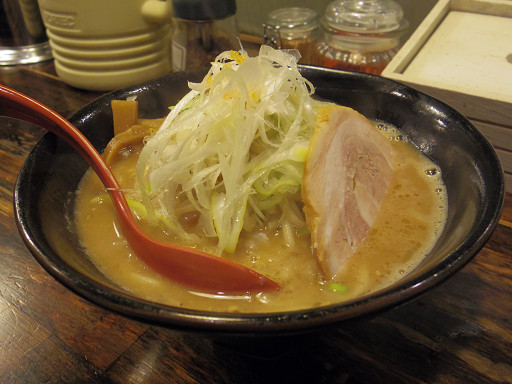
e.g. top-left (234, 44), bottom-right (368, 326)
top-left (14, 66), bottom-right (504, 336)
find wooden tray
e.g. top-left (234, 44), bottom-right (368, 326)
top-left (382, 0), bottom-right (512, 192)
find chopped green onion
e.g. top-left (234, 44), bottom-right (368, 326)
top-left (328, 283), bottom-right (348, 293)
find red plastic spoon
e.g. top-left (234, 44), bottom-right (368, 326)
top-left (0, 84), bottom-right (280, 295)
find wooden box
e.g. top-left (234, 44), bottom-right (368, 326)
top-left (382, 0), bottom-right (512, 193)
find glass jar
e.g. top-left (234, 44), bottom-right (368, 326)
top-left (171, 0), bottom-right (239, 71)
top-left (313, 0), bottom-right (408, 75)
top-left (263, 7), bottom-right (320, 64)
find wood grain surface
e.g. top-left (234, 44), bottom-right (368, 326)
top-left (1, 60), bottom-right (511, 384)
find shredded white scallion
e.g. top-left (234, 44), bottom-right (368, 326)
top-left (136, 46), bottom-right (331, 255)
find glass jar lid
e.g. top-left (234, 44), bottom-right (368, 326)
top-left (266, 7), bottom-right (319, 39)
top-left (324, 0), bottom-right (406, 33)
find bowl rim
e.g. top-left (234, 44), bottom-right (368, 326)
top-left (14, 66), bottom-right (505, 335)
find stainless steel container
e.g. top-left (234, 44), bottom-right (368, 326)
top-left (0, 0), bottom-right (52, 65)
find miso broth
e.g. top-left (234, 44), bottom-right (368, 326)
top-left (74, 122), bottom-right (447, 313)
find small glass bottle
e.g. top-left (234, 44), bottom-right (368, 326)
top-left (171, 0), bottom-right (239, 71)
top-left (313, 0), bottom-right (408, 75)
top-left (263, 7), bottom-right (320, 64)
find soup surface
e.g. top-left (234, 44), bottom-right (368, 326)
top-left (74, 120), bottom-right (447, 313)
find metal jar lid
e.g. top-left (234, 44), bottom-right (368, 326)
top-left (172, 0), bottom-right (237, 20)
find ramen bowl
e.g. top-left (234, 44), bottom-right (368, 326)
top-left (14, 66), bottom-right (504, 336)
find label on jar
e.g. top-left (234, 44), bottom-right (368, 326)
top-left (172, 39), bottom-right (186, 72)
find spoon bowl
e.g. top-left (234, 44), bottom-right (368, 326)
top-left (0, 84), bottom-right (280, 295)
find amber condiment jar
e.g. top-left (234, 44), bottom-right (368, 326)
top-left (171, 0), bottom-right (239, 71)
top-left (263, 7), bottom-right (320, 64)
top-left (313, 0), bottom-right (408, 75)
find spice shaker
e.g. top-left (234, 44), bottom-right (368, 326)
top-left (263, 7), bottom-right (319, 64)
top-left (313, 0), bottom-right (408, 75)
top-left (171, 0), bottom-right (239, 71)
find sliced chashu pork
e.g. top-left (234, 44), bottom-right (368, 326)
top-left (302, 105), bottom-right (396, 279)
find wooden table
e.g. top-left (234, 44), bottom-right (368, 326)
top-left (1, 59), bottom-right (511, 384)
